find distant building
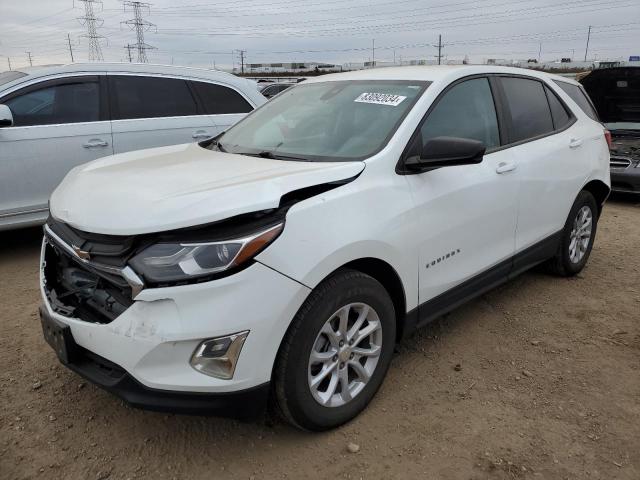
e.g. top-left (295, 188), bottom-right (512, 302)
top-left (342, 58), bottom-right (462, 70)
top-left (245, 62), bottom-right (340, 73)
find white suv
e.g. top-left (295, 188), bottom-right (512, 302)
top-left (39, 66), bottom-right (610, 431)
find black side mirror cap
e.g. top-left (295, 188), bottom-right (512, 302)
top-left (404, 136), bottom-right (486, 172)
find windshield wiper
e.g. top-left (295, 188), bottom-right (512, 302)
top-left (235, 150), bottom-right (311, 162)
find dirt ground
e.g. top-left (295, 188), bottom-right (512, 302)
top-left (1, 196), bottom-right (639, 480)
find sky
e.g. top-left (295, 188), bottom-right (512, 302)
top-left (0, 0), bottom-right (638, 71)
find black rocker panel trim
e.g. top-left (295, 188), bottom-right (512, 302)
top-left (403, 231), bottom-right (562, 336)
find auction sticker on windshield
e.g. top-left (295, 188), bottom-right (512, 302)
top-left (355, 92), bottom-right (407, 106)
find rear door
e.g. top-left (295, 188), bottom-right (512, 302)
top-left (108, 74), bottom-right (216, 154)
top-left (495, 76), bottom-right (585, 259)
top-left (0, 75), bottom-right (112, 218)
top-left (189, 80), bottom-right (254, 133)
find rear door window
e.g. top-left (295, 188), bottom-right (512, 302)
top-left (190, 81), bottom-right (253, 114)
top-left (4, 78), bottom-right (100, 126)
top-left (554, 81), bottom-right (599, 121)
top-left (109, 75), bottom-right (198, 120)
top-left (544, 85), bottom-right (572, 130)
top-left (500, 77), bottom-right (554, 143)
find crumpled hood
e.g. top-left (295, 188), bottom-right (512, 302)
top-left (50, 143), bottom-right (364, 235)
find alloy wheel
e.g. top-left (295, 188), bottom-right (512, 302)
top-left (307, 303), bottom-right (382, 407)
top-left (568, 205), bottom-right (593, 264)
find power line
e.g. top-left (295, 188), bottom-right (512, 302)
top-left (122, 1), bottom-right (156, 63)
top-left (153, 0), bottom-right (627, 36)
top-left (77, 0), bottom-right (105, 61)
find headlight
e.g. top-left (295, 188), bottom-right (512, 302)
top-left (129, 223), bottom-right (283, 283)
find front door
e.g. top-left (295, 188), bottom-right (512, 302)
top-left (0, 75), bottom-right (112, 219)
top-left (403, 77), bottom-right (519, 311)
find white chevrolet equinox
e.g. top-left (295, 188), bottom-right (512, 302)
top-left (39, 66), bottom-right (610, 431)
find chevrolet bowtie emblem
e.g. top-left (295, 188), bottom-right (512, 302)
top-left (72, 245), bottom-right (91, 260)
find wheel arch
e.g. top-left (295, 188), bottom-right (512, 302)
top-left (337, 257), bottom-right (408, 343)
top-left (582, 179), bottom-right (610, 216)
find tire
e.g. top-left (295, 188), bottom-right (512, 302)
top-left (546, 190), bottom-right (599, 277)
top-left (273, 269), bottom-right (396, 431)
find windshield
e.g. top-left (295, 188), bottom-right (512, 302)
top-left (0, 71), bottom-right (27, 87)
top-left (217, 80), bottom-right (429, 162)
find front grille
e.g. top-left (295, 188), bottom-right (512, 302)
top-left (43, 223), bottom-right (134, 324)
top-left (610, 157), bottom-right (631, 169)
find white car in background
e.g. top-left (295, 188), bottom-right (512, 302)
top-left (40, 66), bottom-right (609, 431)
top-left (0, 63), bottom-right (266, 230)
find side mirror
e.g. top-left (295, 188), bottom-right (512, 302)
top-left (404, 136), bottom-right (485, 172)
top-left (0, 104), bottom-right (14, 128)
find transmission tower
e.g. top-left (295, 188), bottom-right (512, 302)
top-left (122, 1), bottom-right (156, 63)
top-left (77, 0), bottom-right (105, 61)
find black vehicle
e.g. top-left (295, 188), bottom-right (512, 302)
top-left (580, 67), bottom-right (640, 194)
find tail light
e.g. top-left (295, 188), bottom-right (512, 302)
top-left (604, 129), bottom-right (612, 148)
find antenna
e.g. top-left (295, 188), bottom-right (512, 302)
top-left (77, 0), bottom-right (106, 61)
top-left (122, 1), bottom-right (156, 63)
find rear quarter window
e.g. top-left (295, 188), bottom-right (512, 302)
top-left (544, 84), bottom-right (573, 130)
top-left (190, 81), bottom-right (253, 114)
top-left (554, 81), bottom-right (599, 121)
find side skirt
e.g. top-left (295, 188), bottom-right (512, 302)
top-left (402, 231), bottom-right (562, 337)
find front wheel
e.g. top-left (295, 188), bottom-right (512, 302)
top-left (273, 269), bottom-right (396, 431)
top-left (547, 190), bottom-right (599, 276)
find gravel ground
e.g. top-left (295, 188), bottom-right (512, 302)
top-left (1, 196), bottom-right (639, 480)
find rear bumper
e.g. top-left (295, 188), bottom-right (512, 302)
top-left (611, 167), bottom-right (640, 193)
top-left (40, 306), bottom-right (270, 417)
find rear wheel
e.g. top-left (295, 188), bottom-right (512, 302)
top-left (273, 269), bottom-right (396, 431)
top-left (547, 190), bottom-right (598, 276)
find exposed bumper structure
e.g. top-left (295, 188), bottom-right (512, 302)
top-left (40, 236), bottom-right (310, 415)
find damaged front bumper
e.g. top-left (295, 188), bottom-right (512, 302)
top-left (39, 231), bottom-right (311, 416)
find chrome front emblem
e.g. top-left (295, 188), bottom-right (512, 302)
top-left (72, 245), bottom-right (91, 260)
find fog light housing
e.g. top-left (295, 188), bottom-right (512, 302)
top-left (190, 331), bottom-right (249, 379)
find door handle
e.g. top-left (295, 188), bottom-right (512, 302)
top-left (496, 161), bottom-right (517, 174)
top-left (192, 130), bottom-right (212, 139)
top-left (83, 139), bottom-right (108, 148)
top-left (569, 138), bottom-right (583, 149)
